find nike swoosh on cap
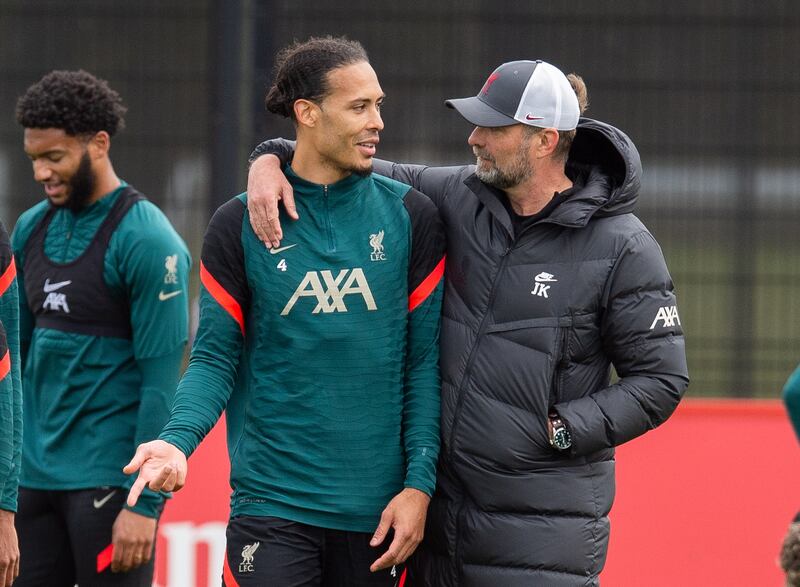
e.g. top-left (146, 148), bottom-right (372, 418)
top-left (525, 114), bottom-right (544, 121)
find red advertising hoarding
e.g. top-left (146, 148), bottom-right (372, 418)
top-left (151, 400), bottom-right (798, 586)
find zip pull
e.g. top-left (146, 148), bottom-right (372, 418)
top-left (558, 327), bottom-right (570, 369)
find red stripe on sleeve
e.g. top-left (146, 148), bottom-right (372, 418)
top-left (223, 554), bottom-right (241, 586)
top-left (200, 261), bottom-right (245, 336)
top-left (409, 256), bottom-right (445, 313)
top-left (0, 257), bottom-right (16, 297)
top-left (0, 351), bottom-right (10, 381)
top-left (96, 543), bottom-right (113, 573)
top-left (399, 568), bottom-right (407, 586)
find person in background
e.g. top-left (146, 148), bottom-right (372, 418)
top-left (0, 219), bottom-right (22, 587)
top-left (780, 367), bottom-right (800, 586)
top-left (12, 69), bottom-right (190, 586)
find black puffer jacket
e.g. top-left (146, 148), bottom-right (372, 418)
top-left (378, 118), bottom-right (689, 586)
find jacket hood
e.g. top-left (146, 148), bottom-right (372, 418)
top-left (555, 117), bottom-right (642, 223)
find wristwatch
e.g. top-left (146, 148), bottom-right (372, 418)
top-left (548, 413), bottom-right (572, 450)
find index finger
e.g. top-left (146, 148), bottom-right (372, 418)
top-left (280, 188), bottom-right (299, 220)
top-left (126, 476), bottom-right (148, 507)
top-left (370, 536), bottom-right (403, 572)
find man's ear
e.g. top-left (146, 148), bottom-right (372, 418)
top-left (294, 99), bottom-right (319, 128)
top-left (537, 128), bottom-right (561, 158)
top-left (87, 131), bottom-right (111, 159)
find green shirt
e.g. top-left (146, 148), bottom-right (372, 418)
top-left (12, 184), bottom-right (191, 517)
top-left (160, 170), bottom-right (445, 531)
top-left (0, 221), bottom-right (22, 512)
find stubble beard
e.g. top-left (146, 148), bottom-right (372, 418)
top-left (474, 132), bottom-right (535, 190)
top-left (320, 151), bottom-right (373, 180)
top-left (474, 147), bottom-right (534, 190)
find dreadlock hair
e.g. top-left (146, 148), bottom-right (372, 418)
top-left (16, 69), bottom-right (127, 137)
top-left (265, 36), bottom-right (369, 121)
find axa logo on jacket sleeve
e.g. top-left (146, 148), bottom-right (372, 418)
top-left (649, 305), bottom-right (681, 330)
top-left (281, 268), bottom-right (377, 315)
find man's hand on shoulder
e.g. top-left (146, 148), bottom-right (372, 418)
top-left (0, 510), bottom-right (19, 587)
top-left (110, 509), bottom-right (157, 573)
top-left (247, 154), bottom-right (298, 248)
top-left (369, 487), bottom-right (431, 572)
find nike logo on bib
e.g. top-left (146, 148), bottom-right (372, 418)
top-left (43, 278), bottom-right (72, 293)
top-left (159, 290), bottom-right (182, 301)
top-left (93, 489), bottom-right (117, 509)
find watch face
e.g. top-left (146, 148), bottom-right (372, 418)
top-left (553, 428), bottom-right (572, 450)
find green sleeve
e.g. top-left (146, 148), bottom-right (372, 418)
top-left (159, 199), bottom-right (248, 457)
top-left (403, 281), bottom-right (444, 496)
top-left (109, 202), bottom-right (190, 517)
top-left (0, 372), bottom-right (12, 510)
top-left (0, 221), bottom-right (22, 512)
top-left (159, 288), bottom-right (243, 457)
top-left (113, 202), bottom-right (191, 359)
top-left (122, 346), bottom-right (185, 518)
top-left (401, 192), bottom-right (446, 496)
top-left (10, 205), bottom-right (44, 366)
top-left (783, 365), bottom-right (800, 442)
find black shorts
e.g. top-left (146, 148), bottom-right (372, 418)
top-left (222, 516), bottom-right (406, 587)
top-left (14, 487), bottom-right (156, 587)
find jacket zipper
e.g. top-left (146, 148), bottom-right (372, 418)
top-left (447, 244), bottom-right (513, 458)
top-left (323, 184), bottom-right (336, 251)
top-left (550, 325), bottom-right (570, 409)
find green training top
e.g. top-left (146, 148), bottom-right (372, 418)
top-left (11, 184), bottom-right (190, 518)
top-left (160, 168), bottom-right (445, 532)
top-left (0, 220), bottom-right (22, 512)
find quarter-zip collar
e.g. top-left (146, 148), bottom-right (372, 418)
top-left (284, 165), bottom-right (369, 201)
top-left (47, 182), bottom-right (128, 263)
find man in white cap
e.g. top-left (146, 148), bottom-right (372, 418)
top-left (245, 59), bottom-right (689, 586)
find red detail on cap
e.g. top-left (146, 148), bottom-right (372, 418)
top-left (525, 114), bottom-right (544, 121)
top-left (409, 256), bottom-right (445, 312)
top-left (200, 261), bottom-right (245, 336)
top-left (96, 544), bottom-right (114, 573)
top-left (481, 72), bottom-right (500, 95)
top-left (223, 554), bottom-right (241, 586)
top-left (0, 257), bottom-right (16, 297)
top-left (399, 568), bottom-right (407, 586)
top-left (0, 351), bottom-right (10, 381)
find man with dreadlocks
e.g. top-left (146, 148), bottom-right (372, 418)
top-left (125, 37), bottom-right (445, 586)
top-left (11, 70), bottom-right (190, 586)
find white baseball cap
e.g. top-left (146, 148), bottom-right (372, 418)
top-left (445, 60), bottom-right (579, 131)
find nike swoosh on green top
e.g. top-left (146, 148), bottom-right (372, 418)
top-left (269, 244), bottom-right (298, 255)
